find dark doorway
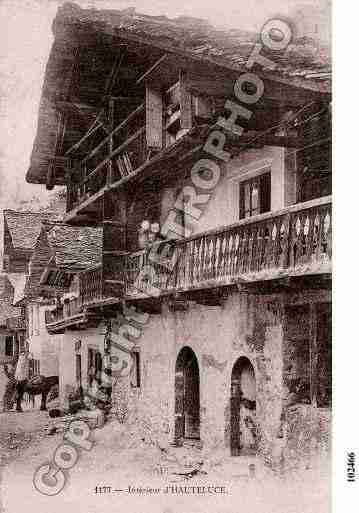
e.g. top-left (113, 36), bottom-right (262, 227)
top-left (88, 348), bottom-right (102, 386)
top-left (76, 354), bottom-right (82, 388)
top-left (5, 336), bottom-right (14, 357)
top-left (230, 357), bottom-right (257, 456)
top-left (316, 302), bottom-right (332, 408)
top-left (174, 347), bottom-right (200, 442)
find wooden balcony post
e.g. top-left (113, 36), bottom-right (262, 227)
top-left (102, 189), bottom-right (127, 298)
top-left (280, 213), bottom-right (291, 269)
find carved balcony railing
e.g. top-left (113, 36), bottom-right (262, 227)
top-left (119, 196), bottom-right (331, 298)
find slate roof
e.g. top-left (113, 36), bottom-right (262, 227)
top-left (25, 223), bottom-right (103, 296)
top-left (58, 3), bottom-right (331, 84)
top-left (26, 2), bottom-right (331, 187)
top-left (3, 210), bottom-right (53, 251)
top-left (46, 224), bottom-right (103, 272)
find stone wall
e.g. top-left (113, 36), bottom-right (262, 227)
top-left (58, 324), bottom-right (107, 409)
top-left (112, 291), bottom-right (286, 462)
top-left (111, 288), bottom-right (331, 472)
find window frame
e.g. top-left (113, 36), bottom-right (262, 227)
top-left (239, 170), bottom-right (271, 220)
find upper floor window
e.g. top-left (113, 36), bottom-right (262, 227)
top-left (239, 172), bottom-right (271, 219)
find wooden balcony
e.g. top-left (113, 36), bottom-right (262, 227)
top-left (117, 196), bottom-right (332, 300)
top-left (45, 268), bottom-right (119, 333)
top-left (6, 315), bottom-right (26, 331)
top-left (66, 104), bottom-right (147, 215)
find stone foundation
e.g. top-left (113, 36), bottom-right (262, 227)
top-left (110, 289), bottom-right (330, 471)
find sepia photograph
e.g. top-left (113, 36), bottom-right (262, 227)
top-left (0, 1), bottom-right (334, 512)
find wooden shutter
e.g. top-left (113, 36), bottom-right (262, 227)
top-left (146, 84), bottom-right (163, 148)
top-left (259, 172), bottom-right (271, 213)
top-left (179, 70), bottom-right (192, 130)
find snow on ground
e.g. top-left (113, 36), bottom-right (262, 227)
top-left (0, 412), bottom-right (331, 513)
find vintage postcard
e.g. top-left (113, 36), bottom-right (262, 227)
top-left (0, 1), bottom-right (336, 512)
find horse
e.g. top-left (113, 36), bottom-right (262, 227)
top-left (16, 375), bottom-right (59, 411)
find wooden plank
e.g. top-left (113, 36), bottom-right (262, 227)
top-left (146, 84), bottom-right (163, 148)
top-left (107, 98), bottom-right (115, 185)
top-left (136, 54), bottom-right (167, 84)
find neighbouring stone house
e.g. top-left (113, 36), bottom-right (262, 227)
top-left (26, 222), bottom-right (107, 409)
top-left (25, 3), bottom-right (331, 471)
top-left (2, 210), bottom-right (60, 380)
top-left (0, 274), bottom-right (26, 410)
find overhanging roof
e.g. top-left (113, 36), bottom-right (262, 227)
top-left (26, 2), bottom-right (331, 187)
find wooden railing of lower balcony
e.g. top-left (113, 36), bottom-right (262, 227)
top-left (119, 196), bottom-right (331, 298)
top-left (45, 268), bottom-right (114, 331)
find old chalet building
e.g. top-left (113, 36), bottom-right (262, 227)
top-left (26, 3), bottom-right (331, 469)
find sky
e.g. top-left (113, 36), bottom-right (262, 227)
top-left (0, 0), bottom-right (331, 212)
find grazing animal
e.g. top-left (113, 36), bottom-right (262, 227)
top-left (16, 375), bottom-right (59, 411)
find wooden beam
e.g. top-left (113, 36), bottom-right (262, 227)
top-left (55, 100), bottom-right (98, 116)
top-left (33, 153), bottom-right (69, 165)
top-left (136, 54), bottom-right (167, 84)
top-left (65, 111), bottom-right (104, 156)
top-left (104, 50), bottom-right (126, 96)
top-left (229, 133), bottom-right (301, 150)
top-left (107, 98), bottom-right (115, 185)
top-left (82, 103), bottom-right (144, 163)
top-left (84, 126), bottom-right (145, 186)
top-left (186, 72), bottom-right (327, 105)
top-left (110, 95), bottom-right (143, 103)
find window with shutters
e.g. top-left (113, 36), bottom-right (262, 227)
top-left (296, 108), bottom-right (331, 203)
top-left (297, 140), bottom-right (331, 203)
top-left (239, 172), bottom-right (271, 219)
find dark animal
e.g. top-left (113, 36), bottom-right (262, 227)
top-left (16, 375), bottom-right (59, 411)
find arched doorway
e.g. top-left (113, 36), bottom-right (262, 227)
top-left (230, 357), bottom-right (257, 456)
top-left (174, 347), bottom-right (200, 442)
